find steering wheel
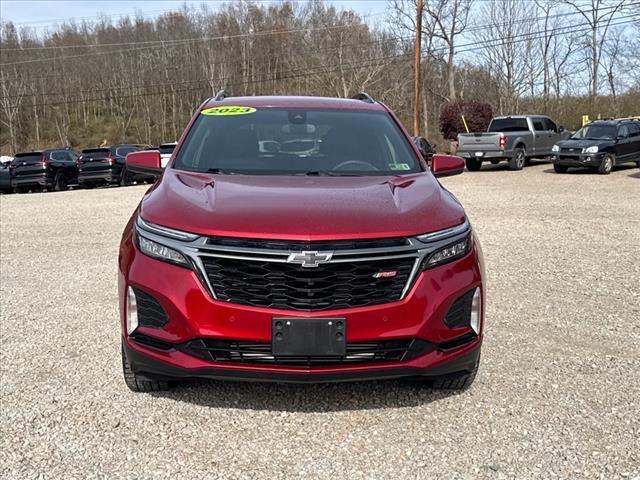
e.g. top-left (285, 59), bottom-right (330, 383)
top-left (333, 160), bottom-right (379, 171)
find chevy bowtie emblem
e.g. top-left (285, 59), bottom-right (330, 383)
top-left (286, 251), bottom-right (333, 268)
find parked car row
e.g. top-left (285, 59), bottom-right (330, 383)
top-left (0, 143), bottom-right (176, 194)
top-left (457, 116), bottom-right (640, 174)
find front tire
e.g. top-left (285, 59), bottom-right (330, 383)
top-left (553, 164), bottom-right (568, 174)
top-left (431, 354), bottom-right (480, 390)
top-left (465, 158), bottom-right (482, 171)
top-left (509, 147), bottom-right (526, 170)
top-left (122, 343), bottom-right (171, 392)
top-left (598, 154), bottom-right (614, 175)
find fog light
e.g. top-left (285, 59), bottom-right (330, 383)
top-left (126, 286), bottom-right (139, 335)
top-left (470, 287), bottom-right (481, 334)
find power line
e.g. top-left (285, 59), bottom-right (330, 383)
top-left (0, 12), bottom-right (387, 64)
top-left (4, 14), bottom-right (637, 109)
top-left (3, 1), bottom-right (628, 52)
top-left (2, 11), bottom-right (636, 100)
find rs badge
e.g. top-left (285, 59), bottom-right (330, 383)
top-left (373, 271), bottom-right (397, 279)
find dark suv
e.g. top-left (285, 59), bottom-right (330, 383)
top-left (78, 144), bottom-right (143, 188)
top-left (551, 119), bottom-right (640, 174)
top-left (120, 93), bottom-right (484, 392)
top-left (10, 149), bottom-right (79, 192)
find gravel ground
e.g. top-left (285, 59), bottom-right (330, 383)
top-left (1, 162), bottom-right (639, 479)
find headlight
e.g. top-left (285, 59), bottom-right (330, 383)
top-left (422, 235), bottom-right (470, 269)
top-left (551, 144), bottom-right (560, 152)
top-left (137, 235), bottom-right (190, 267)
top-left (417, 219), bottom-right (472, 269)
top-left (583, 146), bottom-right (598, 153)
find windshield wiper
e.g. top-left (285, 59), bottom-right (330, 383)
top-left (302, 170), bottom-right (360, 177)
top-left (205, 168), bottom-right (236, 175)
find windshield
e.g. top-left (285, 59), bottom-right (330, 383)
top-left (571, 124), bottom-right (616, 140)
top-left (173, 108), bottom-right (422, 175)
top-left (115, 146), bottom-right (138, 157)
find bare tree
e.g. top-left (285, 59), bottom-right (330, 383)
top-left (475, 0), bottom-right (540, 113)
top-left (564, 0), bottom-right (625, 99)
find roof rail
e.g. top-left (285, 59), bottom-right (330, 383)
top-left (352, 92), bottom-right (375, 104)
top-left (213, 90), bottom-right (227, 101)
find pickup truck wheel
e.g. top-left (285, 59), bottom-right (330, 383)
top-left (598, 154), bottom-right (614, 175)
top-left (122, 343), bottom-right (172, 392)
top-left (509, 148), bottom-right (526, 170)
top-left (53, 172), bottom-right (68, 191)
top-left (553, 164), bottom-right (568, 174)
top-left (465, 158), bottom-right (482, 171)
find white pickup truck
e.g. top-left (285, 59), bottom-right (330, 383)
top-left (457, 115), bottom-right (569, 171)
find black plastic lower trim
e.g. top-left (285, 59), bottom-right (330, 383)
top-left (123, 338), bottom-right (481, 384)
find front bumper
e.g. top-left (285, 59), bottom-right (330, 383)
top-left (551, 153), bottom-right (604, 167)
top-left (123, 336), bottom-right (481, 383)
top-left (118, 226), bottom-right (485, 383)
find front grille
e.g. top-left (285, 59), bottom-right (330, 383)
top-left (200, 257), bottom-right (416, 311)
top-left (180, 338), bottom-right (427, 366)
top-left (132, 287), bottom-right (169, 328)
top-left (207, 236), bottom-right (408, 251)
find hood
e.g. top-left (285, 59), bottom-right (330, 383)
top-left (139, 170), bottom-right (465, 240)
top-left (557, 137), bottom-right (613, 149)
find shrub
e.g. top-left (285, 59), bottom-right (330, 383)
top-left (439, 100), bottom-right (493, 140)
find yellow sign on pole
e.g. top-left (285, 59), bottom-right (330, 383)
top-left (581, 115), bottom-right (590, 126)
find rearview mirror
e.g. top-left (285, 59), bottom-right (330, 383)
top-left (431, 154), bottom-right (465, 177)
top-left (126, 150), bottom-right (163, 176)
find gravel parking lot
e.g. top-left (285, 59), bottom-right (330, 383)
top-left (1, 162), bottom-right (639, 479)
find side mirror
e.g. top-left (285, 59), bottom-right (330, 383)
top-left (431, 154), bottom-right (465, 178)
top-left (558, 126), bottom-right (565, 132)
top-left (126, 150), bottom-right (163, 176)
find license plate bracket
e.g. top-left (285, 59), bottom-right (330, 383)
top-left (272, 318), bottom-right (346, 356)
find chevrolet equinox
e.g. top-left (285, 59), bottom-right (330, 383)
top-left (119, 93), bottom-right (485, 391)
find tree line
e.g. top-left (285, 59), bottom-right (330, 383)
top-left (0, 0), bottom-right (638, 154)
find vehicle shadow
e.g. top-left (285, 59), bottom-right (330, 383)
top-left (465, 158), bottom-right (549, 173)
top-left (629, 170), bottom-right (640, 179)
top-left (149, 378), bottom-right (461, 412)
top-left (542, 165), bottom-right (637, 175)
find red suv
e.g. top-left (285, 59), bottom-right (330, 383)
top-left (120, 93), bottom-right (485, 391)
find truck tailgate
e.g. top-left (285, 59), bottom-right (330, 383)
top-left (458, 133), bottom-right (502, 151)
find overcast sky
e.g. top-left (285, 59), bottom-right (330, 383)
top-left (1, 0), bottom-right (388, 29)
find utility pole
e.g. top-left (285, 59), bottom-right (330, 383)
top-left (413, 0), bottom-right (424, 137)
